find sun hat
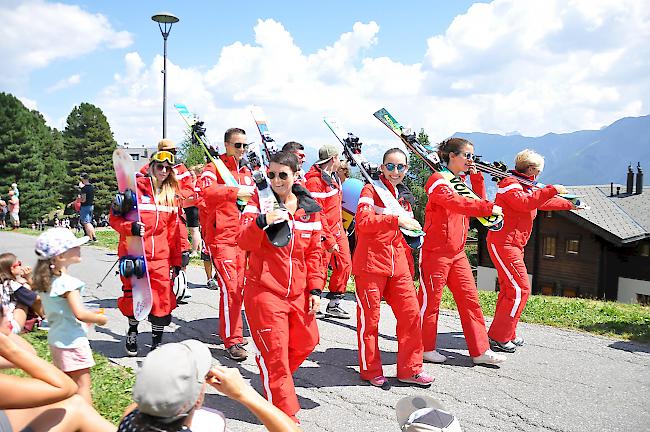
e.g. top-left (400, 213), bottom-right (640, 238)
top-left (315, 144), bottom-right (340, 165)
top-left (133, 340), bottom-right (214, 423)
top-left (157, 139), bottom-right (176, 151)
top-left (35, 228), bottom-right (89, 260)
top-left (396, 396), bottom-right (462, 432)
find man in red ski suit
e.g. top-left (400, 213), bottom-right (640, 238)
top-left (198, 128), bottom-right (255, 361)
top-left (487, 150), bottom-right (575, 352)
top-left (305, 144), bottom-right (351, 319)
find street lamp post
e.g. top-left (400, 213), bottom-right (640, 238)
top-left (152, 12), bottom-right (179, 139)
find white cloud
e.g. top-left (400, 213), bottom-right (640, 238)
top-left (17, 96), bottom-right (38, 111)
top-left (0, 0), bottom-right (132, 85)
top-left (93, 3), bottom-right (650, 165)
top-left (46, 74), bottom-right (81, 93)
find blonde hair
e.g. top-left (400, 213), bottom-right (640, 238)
top-left (514, 149), bottom-right (545, 173)
top-left (148, 164), bottom-right (179, 207)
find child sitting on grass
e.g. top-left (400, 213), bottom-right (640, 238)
top-left (32, 228), bottom-right (109, 405)
top-left (0, 252), bottom-right (45, 333)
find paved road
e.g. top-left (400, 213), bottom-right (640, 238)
top-left (2, 231), bottom-right (649, 432)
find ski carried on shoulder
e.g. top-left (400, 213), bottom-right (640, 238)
top-left (473, 158), bottom-right (587, 208)
top-left (373, 108), bottom-right (504, 231)
top-left (248, 106), bottom-right (291, 247)
top-left (324, 117), bottom-right (424, 249)
top-left (174, 103), bottom-right (247, 206)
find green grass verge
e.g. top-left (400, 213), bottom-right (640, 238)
top-left (1, 331), bottom-right (135, 424)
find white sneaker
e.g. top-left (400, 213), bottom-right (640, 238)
top-left (423, 350), bottom-right (447, 363)
top-left (472, 349), bottom-right (506, 365)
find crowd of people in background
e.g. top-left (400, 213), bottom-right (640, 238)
top-left (0, 123), bottom-right (579, 430)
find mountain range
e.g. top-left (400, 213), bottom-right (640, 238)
top-left (455, 115), bottom-right (650, 186)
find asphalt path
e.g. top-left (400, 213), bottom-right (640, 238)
top-left (2, 231), bottom-right (649, 432)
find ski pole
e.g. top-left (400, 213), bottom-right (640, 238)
top-left (97, 258), bottom-right (119, 288)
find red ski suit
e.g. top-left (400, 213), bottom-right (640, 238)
top-left (419, 171), bottom-right (495, 357)
top-left (305, 165), bottom-right (351, 296)
top-left (110, 176), bottom-right (185, 325)
top-left (238, 186), bottom-right (325, 418)
top-left (487, 174), bottom-right (573, 343)
top-left (352, 176), bottom-right (424, 380)
top-left (199, 155), bottom-right (255, 348)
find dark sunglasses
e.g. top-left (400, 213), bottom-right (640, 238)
top-left (153, 163), bottom-right (173, 171)
top-left (384, 163), bottom-right (407, 173)
top-left (229, 142), bottom-right (250, 149)
top-left (268, 171), bottom-right (290, 180)
top-left (456, 151), bottom-right (475, 161)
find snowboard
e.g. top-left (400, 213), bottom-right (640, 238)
top-left (341, 178), bottom-right (364, 231)
top-left (324, 117), bottom-right (424, 249)
top-left (373, 108), bottom-right (504, 231)
top-left (112, 149), bottom-right (152, 321)
top-left (174, 103), bottom-right (247, 206)
top-left (249, 106), bottom-right (292, 247)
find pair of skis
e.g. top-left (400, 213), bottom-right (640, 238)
top-left (324, 118), bottom-right (424, 249)
top-left (372, 108), bottom-right (505, 231)
top-left (174, 103), bottom-right (291, 247)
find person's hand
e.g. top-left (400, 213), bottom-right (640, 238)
top-left (466, 160), bottom-right (478, 175)
top-left (0, 330), bottom-right (20, 357)
top-left (553, 184), bottom-right (568, 195)
top-left (398, 215), bottom-right (422, 232)
top-left (207, 365), bottom-right (251, 402)
top-left (265, 209), bottom-right (289, 226)
top-left (21, 265), bottom-right (32, 277)
top-left (308, 294), bottom-right (321, 315)
top-left (132, 221), bottom-right (145, 236)
top-left (492, 205), bottom-right (504, 217)
top-left (326, 243), bottom-right (340, 253)
top-left (95, 314), bottom-right (108, 326)
top-left (237, 187), bottom-right (253, 201)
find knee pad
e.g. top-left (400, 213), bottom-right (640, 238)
top-left (119, 256), bottom-right (146, 279)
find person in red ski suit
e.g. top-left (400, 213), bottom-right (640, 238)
top-left (282, 141), bottom-right (306, 186)
top-left (305, 144), bottom-right (352, 319)
top-left (110, 150), bottom-right (186, 355)
top-left (238, 152), bottom-right (324, 422)
top-left (353, 148), bottom-right (434, 389)
top-left (418, 138), bottom-right (507, 366)
top-left (487, 149), bottom-right (576, 353)
top-left (198, 128), bottom-right (255, 361)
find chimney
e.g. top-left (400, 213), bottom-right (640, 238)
top-left (610, 182), bottom-right (614, 197)
top-left (636, 162), bottom-right (644, 195)
top-left (627, 164), bottom-right (634, 194)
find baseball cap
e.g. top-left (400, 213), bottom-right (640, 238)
top-left (35, 228), bottom-right (89, 260)
top-left (396, 396), bottom-right (462, 432)
top-left (133, 340), bottom-right (215, 424)
top-left (158, 138), bottom-right (176, 151)
top-left (315, 144), bottom-right (339, 164)
top-left (79, 172), bottom-right (89, 180)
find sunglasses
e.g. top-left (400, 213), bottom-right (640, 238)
top-left (153, 163), bottom-right (173, 171)
top-left (229, 142), bottom-right (250, 150)
top-left (11, 260), bottom-right (22, 268)
top-left (456, 151), bottom-right (475, 161)
top-left (384, 163), bottom-right (407, 173)
top-left (151, 150), bottom-right (175, 165)
top-left (267, 171), bottom-right (290, 180)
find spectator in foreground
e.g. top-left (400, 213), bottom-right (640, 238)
top-left (118, 339), bottom-right (301, 432)
top-left (0, 305), bottom-right (115, 432)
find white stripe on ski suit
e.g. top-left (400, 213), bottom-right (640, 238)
top-left (497, 183), bottom-right (523, 194)
top-left (310, 189), bottom-right (339, 199)
top-left (355, 290), bottom-right (368, 372)
top-left (242, 312), bottom-right (273, 405)
top-left (214, 264), bottom-right (231, 338)
top-left (427, 179), bottom-right (447, 195)
top-left (138, 203), bottom-right (177, 213)
top-left (490, 243), bottom-right (521, 317)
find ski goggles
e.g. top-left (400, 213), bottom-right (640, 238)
top-left (384, 163), bottom-right (407, 173)
top-left (150, 151), bottom-right (175, 165)
top-left (268, 171), bottom-right (290, 180)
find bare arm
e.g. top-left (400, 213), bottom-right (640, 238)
top-left (0, 333), bottom-right (36, 368)
top-left (0, 332), bottom-right (77, 409)
top-left (63, 290), bottom-right (108, 325)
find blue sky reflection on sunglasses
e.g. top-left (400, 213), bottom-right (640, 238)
top-left (384, 163), bottom-right (406, 172)
top-left (268, 171), bottom-right (289, 180)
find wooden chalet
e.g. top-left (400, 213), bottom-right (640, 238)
top-left (475, 164), bottom-right (650, 304)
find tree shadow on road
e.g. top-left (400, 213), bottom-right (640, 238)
top-left (607, 340), bottom-right (650, 354)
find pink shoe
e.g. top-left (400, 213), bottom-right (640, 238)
top-left (368, 375), bottom-right (390, 389)
top-left (398, 371), bottom-right (435, 387)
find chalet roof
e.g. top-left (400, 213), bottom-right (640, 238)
top-left (561, 184), bottom-right (649, 246)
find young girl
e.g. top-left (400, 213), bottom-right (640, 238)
top-left (0, 252), bottom-right (44, 333)
top-left (32, 227), bottom-right (108, 405)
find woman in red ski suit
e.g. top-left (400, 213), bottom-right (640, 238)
top-left (487, 149), bottom-right (575, 352)
top-left (238, 152), bottom-right (324, 422)
top-left (353, 148), bottom-right (434, 389)
top-left (110, 150), bottom-right (186, 355)
top-left (418, 138), bottom-right (506, 366)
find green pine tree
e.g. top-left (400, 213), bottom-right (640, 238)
top-left (403, 128), bottom-right (433, 227)
top-left (0, 92), bottom-right (67, 224)
top-left (63, 103), bottom-right (118, 216)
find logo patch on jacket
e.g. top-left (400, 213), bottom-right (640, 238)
top-left (141, 195), bottom-right (151, 203)
top-left (300, 215), bottom-right (310, 222)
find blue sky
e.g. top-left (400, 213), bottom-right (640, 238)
top-left (2, 0), bottom-right (649, 162)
